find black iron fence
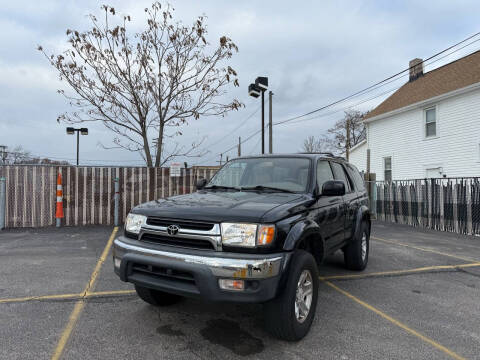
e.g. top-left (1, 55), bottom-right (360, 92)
top-left (371, 178), bottom-right (480, 236)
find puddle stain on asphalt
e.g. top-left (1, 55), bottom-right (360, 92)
top-left (200, 319), bottom-right (264, 356)
top-left (157, 324), bottom-right (185, 337)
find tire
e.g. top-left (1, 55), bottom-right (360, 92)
top-left (134, 285), bottom-right (182, 306)
top-left (343, 221), bottom-right (369, 271)
top-left (264, 250), bottom-right (319, 341)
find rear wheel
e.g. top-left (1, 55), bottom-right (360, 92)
top-left (344, 221), bottom-right (369, 271)
top-left (135, 285), bottom-right (182, 306)
top-left (264, 250), bottom-right (319, 341)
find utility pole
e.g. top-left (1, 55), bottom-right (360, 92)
top-left (238, 137), bottom-right (241, 157)
top-left (269, 91), bottom-right (273, 154)
top-left (218, 153), bottom-right (223, 166)
top-left (261, 90), bottom-right (265, 154)
top-left (345, 118), bottom-right (351, 161)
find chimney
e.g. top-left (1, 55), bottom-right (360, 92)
top-left (409, 58), bottom-right (424, 81)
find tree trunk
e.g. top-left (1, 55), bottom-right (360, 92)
top-left (142, 129), bottom-right (153, 167)
top-left (154, 122), bottom-right (165, 168)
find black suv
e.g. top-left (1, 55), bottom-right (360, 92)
top-left (113, 154), bottom-right (370, 340)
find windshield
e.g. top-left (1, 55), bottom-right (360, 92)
top-left (207, 157), bottom-right (311, 192)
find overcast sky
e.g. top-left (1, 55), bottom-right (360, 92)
top-left (1, 0), bottom-right (480, 166)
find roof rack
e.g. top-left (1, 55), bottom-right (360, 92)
top-left (298, 152), bottom-right (345, 160)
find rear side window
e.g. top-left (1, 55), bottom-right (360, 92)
top-left (316, 160), bottom-right (334, 189)
top-left (345, 163), bottom-right (365, 191)
top-left (330, 162), bottom-right (352, 192)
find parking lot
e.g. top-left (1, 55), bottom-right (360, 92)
top-left (1, 221), bottom-right (479, 360)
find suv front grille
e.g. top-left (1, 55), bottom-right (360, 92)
top-left (146, 217), bottom-right (215, 231)
top-left (140, 233), bottom-right (215, 250)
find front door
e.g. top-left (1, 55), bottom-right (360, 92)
top-left (330, 161), bottom-right (359, 242)
top-left (314, 160), bottom-right (346, 251)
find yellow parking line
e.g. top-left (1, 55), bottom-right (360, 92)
top-left (51, 227), bottom-right (118, 360)
top-left (371, 236), bottom-right (479, 262)
top-left (88, 289), bottom-right (136, 297)
top-left (0, 292), bottom-right (82, 304)
top-left (0, 289), bottom-right (136, 305)
top-left (320, 262), bottom-right (480, 281)
top-left (323, 280), bottom-right (466, 360)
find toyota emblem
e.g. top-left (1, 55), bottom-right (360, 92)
top-left (167, 224), bottom-right (179, 236)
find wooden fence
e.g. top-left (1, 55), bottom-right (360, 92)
top-left (0, 165), bottom-right (219, 228)
top-left (374, 177), bottom-right (480, 236)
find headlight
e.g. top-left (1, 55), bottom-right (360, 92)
top-left (125, 213), bottom-right (147, 234)
top-left (221, 223), bottom-right (275, 247)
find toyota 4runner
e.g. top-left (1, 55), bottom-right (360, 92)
top-left (113, 154), bottom-right (371, 340)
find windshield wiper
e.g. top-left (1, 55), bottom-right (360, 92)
top-left (203, 185), bottom-right (240, 191)
top-left (240, 185), bottom-right (296, 193)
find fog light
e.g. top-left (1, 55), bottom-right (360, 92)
top-left (114, 257), bottom-right (121, 269)
top-left (219, 279), bottom-right (245, 291)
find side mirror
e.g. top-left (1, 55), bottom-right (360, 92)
top-left (195, 178), bottom-right (208, 190)
top-left (322, 180), bottom-right (345, 196)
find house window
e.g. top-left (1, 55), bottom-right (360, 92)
top-left (425, 107), bottom-right (436, 137)
top-left (384, 157), bottom-right (392, 182)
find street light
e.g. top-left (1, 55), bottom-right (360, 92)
top-left (248, 77), bottom-right (268, 154)
top-left (66, 127), bottom-right (88, 166)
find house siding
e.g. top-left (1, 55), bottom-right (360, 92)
top-left (348, 141), bottom-right (367, 173)
top-left (359, 87), bottom-right (480, 181)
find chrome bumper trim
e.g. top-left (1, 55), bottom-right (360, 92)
top-left (114, 238), bottom-right (283, 279)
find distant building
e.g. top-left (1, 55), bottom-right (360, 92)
top-left (349, 51), bottom-right (480, 180)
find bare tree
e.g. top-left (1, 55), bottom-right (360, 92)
top-left (0, 145), bottom-right (70, 165)
top-left (39, 2), bottom-right (241, 167)
top-left (324, 110), bottom-right (368, 154)
top-left (302, 135), bottom-right (328, 153)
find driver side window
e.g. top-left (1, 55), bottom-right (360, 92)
top-left (317, 160), bottom-right (334, 190)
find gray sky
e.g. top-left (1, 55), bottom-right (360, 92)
top-left (1, 0), bottom-right (480, 166)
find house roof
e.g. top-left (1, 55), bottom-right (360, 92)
top-left (364, 50), bottom-right (480, 120)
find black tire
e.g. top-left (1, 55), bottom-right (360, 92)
top-left (134, 285), bottom-right (182, 306)
top-left (264, 250), bottom-right (319, 341)
top-left (344, 221), bottom-right (369, 271)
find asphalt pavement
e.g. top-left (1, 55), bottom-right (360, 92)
top-left (0, 221), bottom-right (479, 360)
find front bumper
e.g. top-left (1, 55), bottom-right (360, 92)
top-left (113, 236), bottom-right (289, 302)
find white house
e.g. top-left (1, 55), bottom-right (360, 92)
top-left (350, 51), bottom-right (480, 181)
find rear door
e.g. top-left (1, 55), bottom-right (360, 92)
top-left (314, 160), bottom-right (345, 250)
top-left (330, 161), bottom-right (359, 241)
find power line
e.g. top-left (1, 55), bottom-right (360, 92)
top-left (273, 31), bottom-right (480, 126)
top-left (194, 32), bottom-right (480, 164)
top-left (202, 105), bottom-right (261, 150)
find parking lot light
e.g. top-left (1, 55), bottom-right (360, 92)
top-left (66, 127), bottom-right (89, 166)
top-left (248, 83), bottom-right (260, 98)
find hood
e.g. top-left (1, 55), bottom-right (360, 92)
top-left (131, 190), bottom-right (308, 223)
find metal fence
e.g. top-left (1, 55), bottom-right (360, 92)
top-left (372, 177), bottom-right (480, 236)
top-left (0, 165), bottom-right (219, 228)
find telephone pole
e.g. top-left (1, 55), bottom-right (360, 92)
top-left (238, 137), bottom-right (241, 157)
top-left (345, 118), bottom-right (351, 161)
top-left (269, 91), bottom-right (273, 154)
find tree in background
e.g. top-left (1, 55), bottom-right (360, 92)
top-left (325, 110), bottom-right (367, 154)
top-left (0, 145), bottom-right (70, 165)
top-left (39, 2), bottom-right (241, 167)
top-left (302, 110), bottom-right (368, 156)
top-left (302, 135), bottom-right (328, 153)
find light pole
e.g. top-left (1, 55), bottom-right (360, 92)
top-left (248, 76), bottom-right (268, 154)
top-left (66, 127), bottom-right (88, 166)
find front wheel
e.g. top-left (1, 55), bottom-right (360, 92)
top-left (344, 221), bottom-right (370, 271)
top-left (264, 250), bottom-right (319, 341)
top-left (135, 285), bottom-right (182, 306)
